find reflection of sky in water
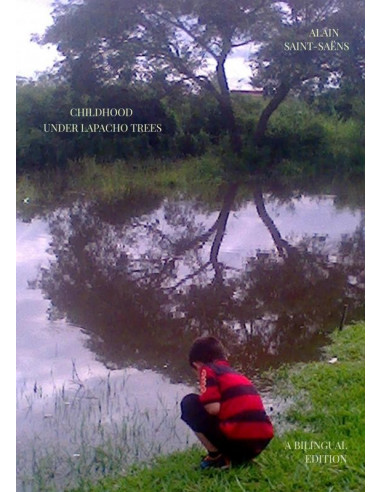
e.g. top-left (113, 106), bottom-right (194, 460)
top-left (16, 220), bottom-right (194, 400)
top-left (17, 218), bottom-right (197, 477)
top-left (17, 219), bottom-right (96, 388)
top-left (17, 195), bottom-right (362, 388)
top-left (219, 196), bottom-right (360, 268)
top-left (127, 195), bottom-right (361, 275)
top-left (120, 198), bottom-right (357, 294)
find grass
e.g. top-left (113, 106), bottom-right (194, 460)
top-left (16, 369), bottom-right (196, 491)
top-left (16, 154), bottom-right (227, 219)
top-left (16, 133), bottom-right (364, 220)
top-left (68, 322), bottom-right (365, 492)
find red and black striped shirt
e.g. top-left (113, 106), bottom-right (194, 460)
top-left (198, 360), bottom-right (274, 441)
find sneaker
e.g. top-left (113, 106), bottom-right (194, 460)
top-left (200, 453), bottom-right (231, 470)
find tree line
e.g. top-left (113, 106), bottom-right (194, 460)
top-left (17, 0), bottom-right (364, 174)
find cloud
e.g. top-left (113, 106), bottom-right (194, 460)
top-left (15, 0), bottom-right (59, 77)
top-left (225, 56), bottom-right (252, 89)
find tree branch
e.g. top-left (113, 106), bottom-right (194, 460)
top-left (152, 11), bottom-right (218, 61)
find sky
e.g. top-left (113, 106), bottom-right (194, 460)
top-left (16, 0), bottom-right (60, 77)
top-left (14, 0), bottom-right (252, 88)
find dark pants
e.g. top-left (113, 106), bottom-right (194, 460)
top-left (180, 393), bottom-right (271, 464)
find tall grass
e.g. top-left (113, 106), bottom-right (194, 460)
top-left (17, 368), bottom-right (196, 491)
top-left (16, 155), bottom-right (227, 218)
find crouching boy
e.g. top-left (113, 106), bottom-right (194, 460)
top-left (181, 336), bottom-right (274, 469)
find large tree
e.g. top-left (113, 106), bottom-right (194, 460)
top-left (39, 0), bottom-right (278, 153)
top-left (252, 0), bottom-right (365, 141)
top-left (39, 0), bottom-right (364, 150)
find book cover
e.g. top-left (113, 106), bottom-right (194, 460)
top-left (15, 1), bottom-right (366, 490)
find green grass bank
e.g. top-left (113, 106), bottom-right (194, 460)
top-left (16, 153), bottom-right (364, 223)
top-left (16, 155), bottom-right (227, 217)
top-left (70, 322), bottom-right (365, 492)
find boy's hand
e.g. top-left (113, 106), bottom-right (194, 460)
top-left (204, 402), bottom-right (221, 415)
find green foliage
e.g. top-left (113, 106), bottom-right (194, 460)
top-left (16, 155), bottom-right (228, 219)
top-left (26, 0), bottom-right (364, 160)
top-left (242, 97), bottom-right (365, 176)
top-left (16, 81), bottom-right (231, 171)
top-left (16, 79), bottom-right (364, 179)
top-left (252, 0), bottom-right (365, 92)
top-left (69, 323), bottom-right (365, 492)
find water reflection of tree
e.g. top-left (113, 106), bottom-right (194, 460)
top-left (38, 185), bottom-right (364, 383)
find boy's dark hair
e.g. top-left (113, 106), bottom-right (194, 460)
top-left (188, 336), bottom-right (227, 367)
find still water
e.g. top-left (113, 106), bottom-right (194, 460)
top-left (16, 181), bottom-right (364, 489)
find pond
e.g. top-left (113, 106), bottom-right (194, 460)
top-left (16, 180), bottom-right (364, 490)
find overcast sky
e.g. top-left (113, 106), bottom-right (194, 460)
top-left (15, 0), bottom-right (252, 88)
top-left (15, 0), bottom-right (60, 77)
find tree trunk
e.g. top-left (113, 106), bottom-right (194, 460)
top-left (216, 57), bottom-right (242, 154)
top-left (210, 183), bottom-right (239, 285)
top-left (210, 183), bottom-right (239, 265)
top-left (253, 185), bottom-right (295, 259)
top-left (254, 82), bottom-right (290, 144)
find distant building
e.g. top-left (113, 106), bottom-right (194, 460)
top-left (231, 89), bottom-right (263, 97)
